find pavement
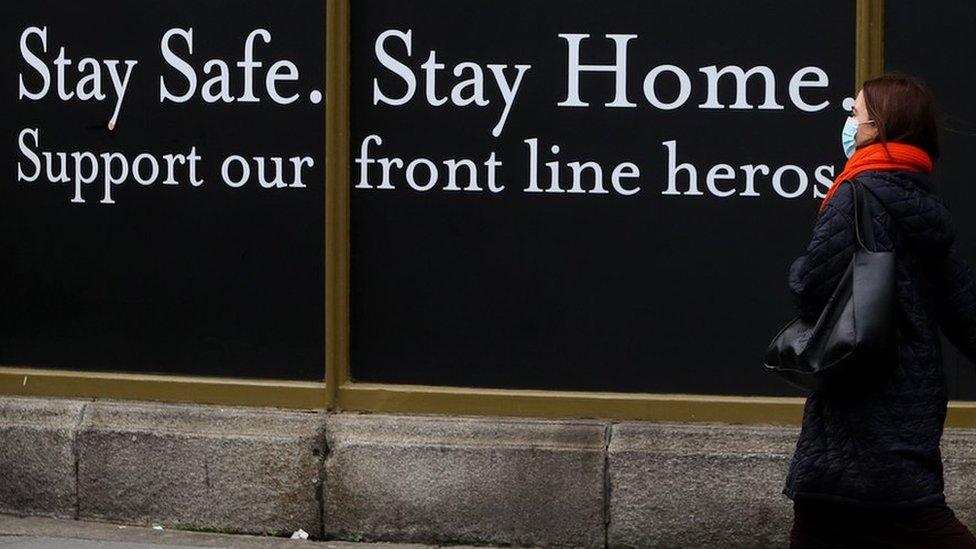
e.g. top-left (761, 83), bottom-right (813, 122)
top-left (0, 515), bottom-right (517, 549)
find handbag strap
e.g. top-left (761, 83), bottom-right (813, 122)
top-left (847, 179), bottom-right (877, 252)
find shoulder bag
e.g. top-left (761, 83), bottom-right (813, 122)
top-left (763, 179), bottom-right (898, 394)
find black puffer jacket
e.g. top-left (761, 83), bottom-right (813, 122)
top-left (782, 169), bottom-right (976, 508)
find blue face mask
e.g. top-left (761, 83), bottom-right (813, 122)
top-left (841, 117), bottom-right (859, 158)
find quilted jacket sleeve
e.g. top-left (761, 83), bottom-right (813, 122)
top-left (932, 239), bottom-right (976, 365)
top-left (788, 183), bottom-right (857, 322)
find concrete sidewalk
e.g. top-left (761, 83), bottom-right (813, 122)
top-left (0, 515), bottom-right (519, 549)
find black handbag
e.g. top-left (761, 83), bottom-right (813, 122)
top-left (763, 179), bottom-right (898, 394)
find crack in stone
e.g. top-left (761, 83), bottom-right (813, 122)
top-left (72, 401), bottom-right (91, 520)
top-left (316, 412), bottom-right (331, 540)
top-left (603, 422), bottom-right (613, 549)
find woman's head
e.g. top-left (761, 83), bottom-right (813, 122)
top-left (850, 73), bottom-right (940, 161)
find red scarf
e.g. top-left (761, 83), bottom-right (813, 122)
top-left (820, 142), bottom-right (933, 213)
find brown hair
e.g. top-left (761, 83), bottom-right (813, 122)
top-left (861, 73), bottom-right (941, 161)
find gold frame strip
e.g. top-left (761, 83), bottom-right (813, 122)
top-left (325, 0), bottom-right (350, 409)
top-left (332, 383), bottom-right (976, 428)
top-left (336, 382), bottom-right (805, 425)
top-left (0, 366), bottom-right (326, 409)
top-left (856, 0), bottom-right (885, 90)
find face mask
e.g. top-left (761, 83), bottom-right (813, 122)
top-left (841, 116), bottom-right (859, 158)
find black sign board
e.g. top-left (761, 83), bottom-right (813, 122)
top-left (887, 3), bottom-right (976, 400)
top-left (0, 0), bottom-right (326, 380)
top-left (350, 0), bottom-right (857, 395)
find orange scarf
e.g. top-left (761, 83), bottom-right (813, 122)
top-left (819, 142), bottom-right (933, 213)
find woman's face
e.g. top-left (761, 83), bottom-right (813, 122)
top-left (852, 90), bottom-right (878, 147)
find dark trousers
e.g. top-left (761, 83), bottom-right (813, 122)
top-left (790, 498), bottom-right (976, 548)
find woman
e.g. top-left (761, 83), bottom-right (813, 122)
top-left (783, 73), bottom-right (976, 547)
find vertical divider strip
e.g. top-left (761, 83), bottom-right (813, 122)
top-left (325, 0), bottom-right (351, 409)
top-left (856, 0), bottom-right (885, 91)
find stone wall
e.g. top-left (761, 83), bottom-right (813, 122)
top-left (2, 396), bottom-right (975, 548)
